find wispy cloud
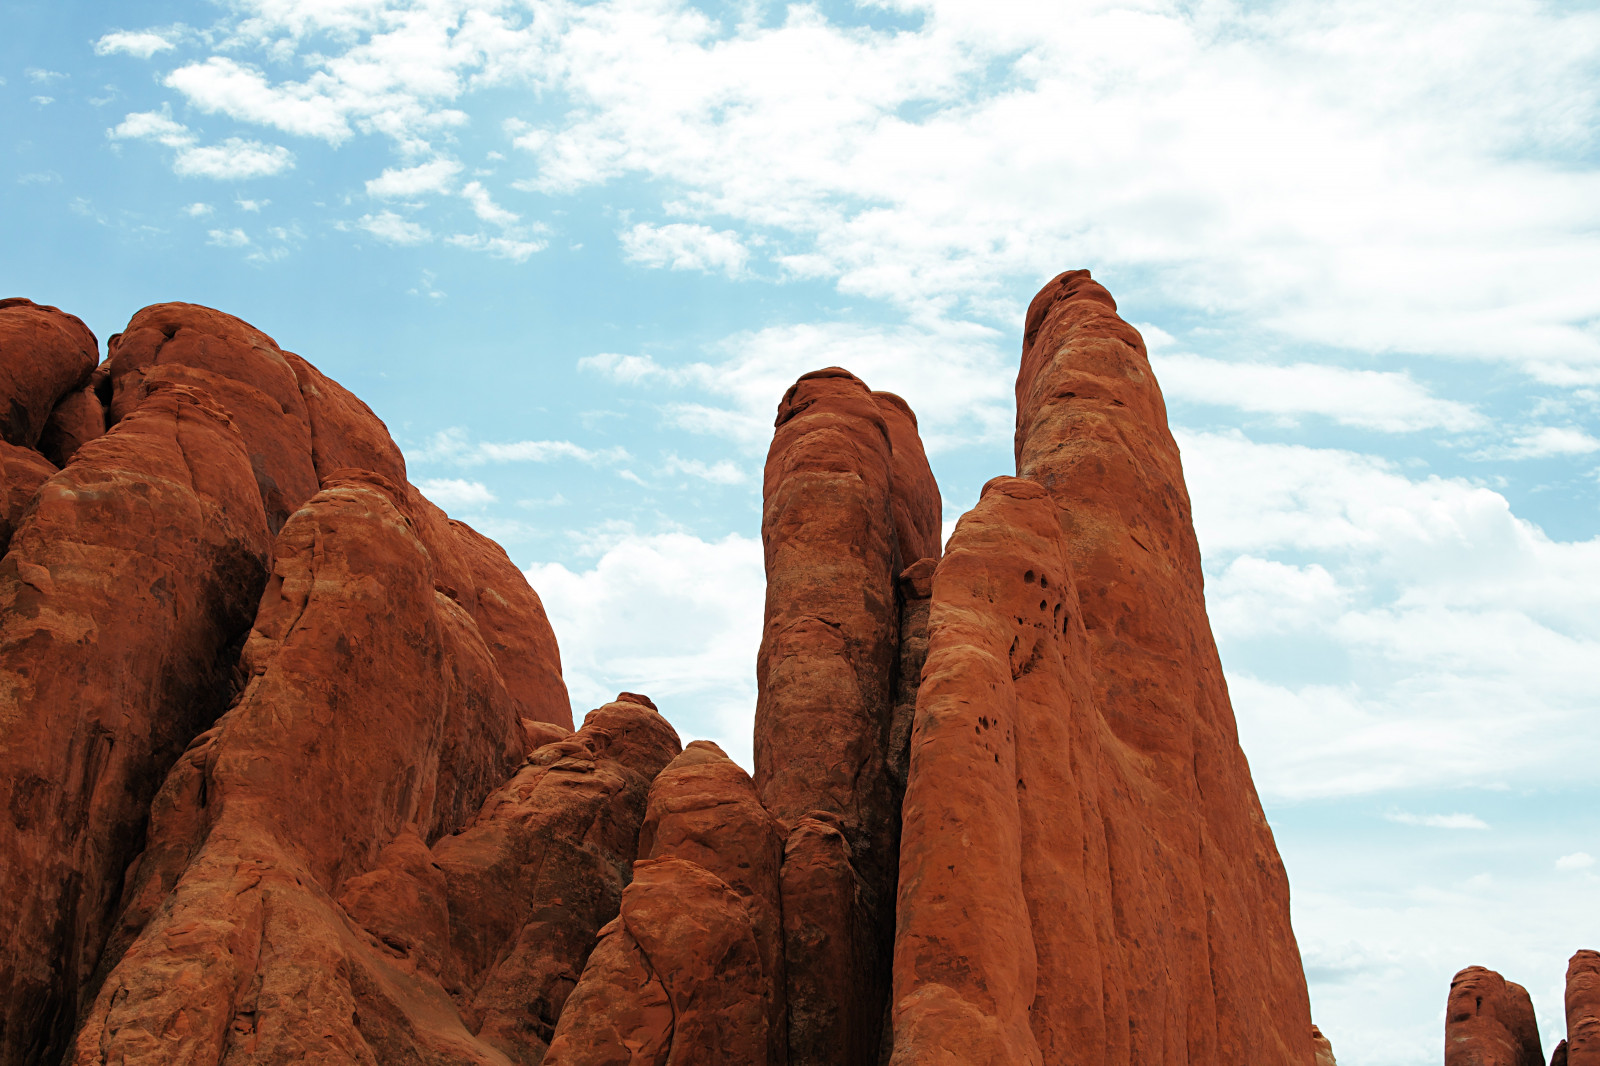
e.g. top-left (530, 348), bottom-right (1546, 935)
top-left (1384, 811), bottom-right (1491, 830)
top-left (409, 428), bottom-right (629, 467)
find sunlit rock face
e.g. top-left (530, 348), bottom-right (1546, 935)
top-left (2, 276), bottom-right (1322, 1065)
top-left (1443, 965), bottom-right (1543, 1066)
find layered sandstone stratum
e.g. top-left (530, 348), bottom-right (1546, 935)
top-left (0, 271), bottom-right (1334, 1064)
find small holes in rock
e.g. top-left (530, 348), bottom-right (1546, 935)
top-left (1024, 570), bottom-right (1035, 583)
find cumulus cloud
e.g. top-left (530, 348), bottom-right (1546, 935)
top-left (355, 210), bottom-right (430, 245)
top-left (620, 222), bottom-right (749, 277)
top-left (460, 181), bottom-right (518, 226)
top-left (581, 318), bottom-right (1012, 452)
top-left (110, 110), bottom-right (294, 179)
top-left (1556, 852), bottom-right (1595, 871)
top-left (524, 530), bottom-right (765, 763)
top-left (416, 477), bottom-right (496, 509)
top-left (366, 158), bottom-right (461, 199)
top-left (94, 30), bottom-right (177, 58)
top-left (1184, 429), bottom-right (1600, 800)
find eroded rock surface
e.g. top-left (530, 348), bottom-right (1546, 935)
top-left (1567, 951), bottom-right (1600, 1066)
top-left (0, 298), bottom-right (97, 448)
top-left (1445, 966), bottom-right (1544, 1066)
top-left (3, 280), bottom-right (1340, 1066)
top-left (0, 300), bottom-right (577, 1066)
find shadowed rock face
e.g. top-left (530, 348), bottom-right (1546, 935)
top-left (1445, 966), bottom-right (1544, 1066)
top-left (0, 382), bottom-right (272, 1064)
top-left (0, 299), bottom-right (97, 448)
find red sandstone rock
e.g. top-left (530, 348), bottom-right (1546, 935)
top-left (639, 742), bottom-right (786, 1048)
top-left (452, 518), bottom-right (573, 730)
top-left (1009, 268), bottom-right (1315, 1063)
top-left (106, 302), bottom-right (320, 531)
top-left (38, 385), bottom-right (105, 467)
top-left (0, 440), bottom-right (56, 549)
top-left (890, 476), bottom-right (1081, 1064)
top-left (0, 382), bottom-right (271, 1064)
top-left (0, 298), bottom-right (97, 447)
top-left (551, 740), bottom-right (787, 1065)
top-left (545, 856), bottom-right (770, 1066)
top-left (1312, 1024), bottom-right (1338, 1066)
top-left (1567, 951), bottom-right (1600, 1065)
top-left (873, 390), bottom-right (942, 568)
top-left (434, 698), bottom-right (681, 1062)
top-left (755, 367), bottom-right (900, 1065)
top-left (1445, 966), bottom-right (1544, 1066)
top-left (71, 472), bottom-right (536, 1065)
top-left (1554, 1040), bottom-right (1570, 1066)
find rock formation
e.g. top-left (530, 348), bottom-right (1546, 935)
top-left (2, 273), bottom-right (1327, 1064)
top-left (754, 369), bottom-right (942, 1065)
top-left (1567, 951), bottom-right (1600, 1065)
top-left (1444, 966), bottom-right (1544, 1066)
top-left (1312, 1024), bottom-right (1338, 1066)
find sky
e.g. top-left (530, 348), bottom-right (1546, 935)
top-left (3, 0), bottom-right (1598, 1060)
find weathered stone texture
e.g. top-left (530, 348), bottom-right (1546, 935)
top-left (1444, 965), bottom-right (1544, 1066)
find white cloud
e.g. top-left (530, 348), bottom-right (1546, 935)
top-left (460, 181), bottom-right (518, 226)
top-left (356, 210), bottom-right (430, 245)
top-left (184, 202), bottom-right (214, 217)
top-left (1185, 429), bottom-right (1600, 800)
top-left (1490, 426), bottom-right (1600, 460)
top-left (27, 68), bottom-right (65, 83)
top-left (410, 427), bottom-right (628, 466)
top-left (173, 138), bottom-right (294, 179)
top-left (1149, 351), bottom-right (1483, 432)
top-left (366, 158), bottom-right (461, 198)
top-left (165, 57), bottom-right (355, 143)
top-left (1557, 852), bottom-right (1595, 871)
top-left (524, 530), bottom-right (764, 764)
top-left (207, 228), bottom-right (251, 248)
top-left (446, 232), bottom-right (546, 262)
top-left (110, 109), bottom-right (192, 147)
top-left (236, 198), bottom-right (269, 212)
top-left (620, 222), bottom-right (749, 277)
top-left (105, 0), bottom-right (1600, 385)
top-left (661, 454), bottom-right (747, 485)
top-left (581, 318), bottom-right (1012, 452)
top-left (1384, 812), bottom-right (1490, 830)
top-left (31, 97), bottom-right (55, 107)
top-left (416, 477), bottom-right (496, 509)
top-left (110, 112), bottom-right (294, 179)
top-left (95, 30), bottom-right (176, 59)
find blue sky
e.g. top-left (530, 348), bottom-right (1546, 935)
top-left (4, 0), bottom-right (1599, 1060)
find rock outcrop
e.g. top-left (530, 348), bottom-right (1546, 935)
top-left (1312, 1024), bottom-right (1338, 1066)
top-left (1567, 951), bottom-right (1600, 1065)
top-left (543, 741), bottom-right (787, 1065)
top-left (0, 300), bottom-right (574, 1066)
top-left (1444, 966), bottom-right (1544, 1066)
top-left (754, 369), bottom-right (904, 1065)
top-left (0, 299), bottom-right (97, 449)
top-left (3, 274), bottom-right (1330, 1065)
